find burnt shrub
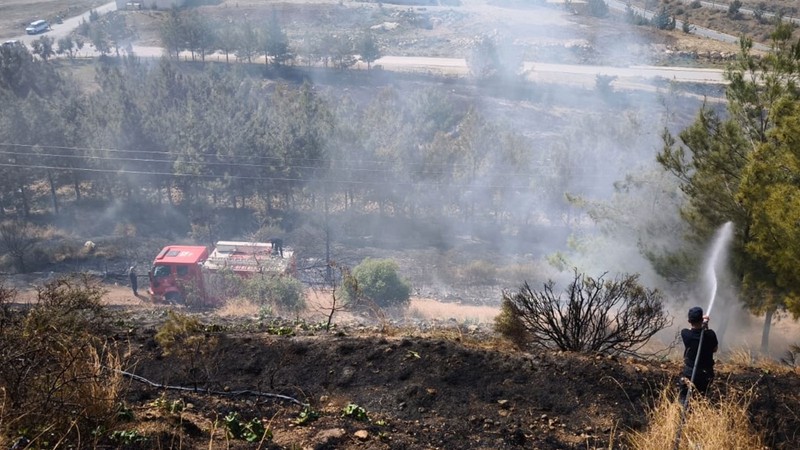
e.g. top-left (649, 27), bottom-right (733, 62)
top-left (495, 270), bottom-right (671, 356)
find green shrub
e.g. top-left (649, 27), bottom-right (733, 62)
top-left (244, 275), bottom-right (306, 315)
top-left (154, 310), bottom-right (204, 355)
top-left (342, 258), bottom-right (411, 308)
top-left (493, 298), bottom-right (529, 350)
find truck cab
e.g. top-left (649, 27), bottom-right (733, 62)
top-left (148, 245), bottom-right (208, 304)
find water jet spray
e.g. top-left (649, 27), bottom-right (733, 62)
top-left (703, 221), bottom-right (734, 317)
top-left (673, 221), bottom-right (733, 450)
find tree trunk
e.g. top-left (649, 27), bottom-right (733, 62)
top-left (72, 172), bottom-right (81, 201)
top-left (760, 307), bottom-right (775, 355)
top-left (154, 180), bottom-right (162, 205)
top-left (18, 184), bottom-right (29, 218)
top-left (47, 170), bottom-right (59, 215)
top-left (324, 193), bottom-right (332, 283)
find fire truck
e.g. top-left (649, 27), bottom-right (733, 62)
top-left (147, 240), bottom-right (295, 306)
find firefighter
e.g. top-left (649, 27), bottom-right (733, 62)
top-left (128, 265), bottom-right (138, 296)
top-left (270, 238), bottom-right (284, 257)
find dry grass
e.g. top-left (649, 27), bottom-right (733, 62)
top-left (406, 298), bottom-right (499, 323)
top-left (629, 388), bottom-right (763, 450)
top-left (217, 297), bottom-right (260, 318)
top-left (725, 346), bottom-right (795, 374)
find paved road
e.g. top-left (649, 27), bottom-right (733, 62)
top-left (7, 0), bottom-right (728, 87)
top-left (376, 55), bottom-right (726, 85)
top-left (12, 1), bottom-right (117, 48)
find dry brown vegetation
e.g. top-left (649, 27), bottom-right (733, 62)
top-left (630, 388), bottom-right (763, 450)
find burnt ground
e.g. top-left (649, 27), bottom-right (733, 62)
top-left (6, 265), bottom-right (798, 449)
top-left (82, 301), bottom-right (799, 450)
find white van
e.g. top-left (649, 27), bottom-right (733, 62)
top-left (25, 20), bottom-right (50, 35)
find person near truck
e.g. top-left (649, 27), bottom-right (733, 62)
top-left (679, 306), bottom-right (718, 404)
top-left (128, 265), bottom-right (138, 296)
top-left (270, 238), bottom-right (284, 257)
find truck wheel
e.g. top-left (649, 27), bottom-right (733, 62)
top-left (165, 292), bottom-right (183, 304)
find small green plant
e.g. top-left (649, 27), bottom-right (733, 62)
top-left (109, 430), bottom-right (146, 445)
top-left (151, 395), bottom-right (184, 414)
top-left (294, 406), bottom-right (320, 425)
top-left (342, 403), bottom-right (368, 421)
top-left (266, 324), bottom-right (295, 336)
top-left (116, 403), bottom-right (135, 421)
top-left (223, 412), bottom-right (271, 443)
top-left (258, 304), bottom-right (274, 321)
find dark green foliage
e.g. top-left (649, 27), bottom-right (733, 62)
top-left (31, 36), bottom-right (55, 61)
top-left (728, 0), bottom-right (743, 19)
top-left (358, 31), bottom-right (381, 69)
top-left (652, 7), bottom-right (676, 30)
top-left (625, 6), bottom-right (650, 26)
top-left (343, 258), bottom-right (411, 309)
top-left (467, 35), bottom-right (500, 80)
top-left (658, 24), bottom-right (800, 351)
top-left (263, 10), bottom-right (292, 66)
top-left (586, 0), bottom-right (609, 18)
top-left (497, 271), bottom-right (670, 355)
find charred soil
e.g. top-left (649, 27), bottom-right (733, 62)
top-left (52, 297), bottom-right (800, 450)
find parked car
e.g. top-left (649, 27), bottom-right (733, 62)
top-left (25, 20), bottom-right (50, 35)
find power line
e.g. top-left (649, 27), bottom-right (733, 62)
top-left (0, 161), bottom-right (563, 190)
top-left (0, 141), bottom-right (565, 171)
top-left (0, 142), bottom-right (577, 176)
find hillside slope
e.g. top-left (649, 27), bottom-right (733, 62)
top-left (114, 315), bottom-right (800, 449)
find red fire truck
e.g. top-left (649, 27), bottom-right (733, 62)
top-left (147, 240), bottom-right (295, 306)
